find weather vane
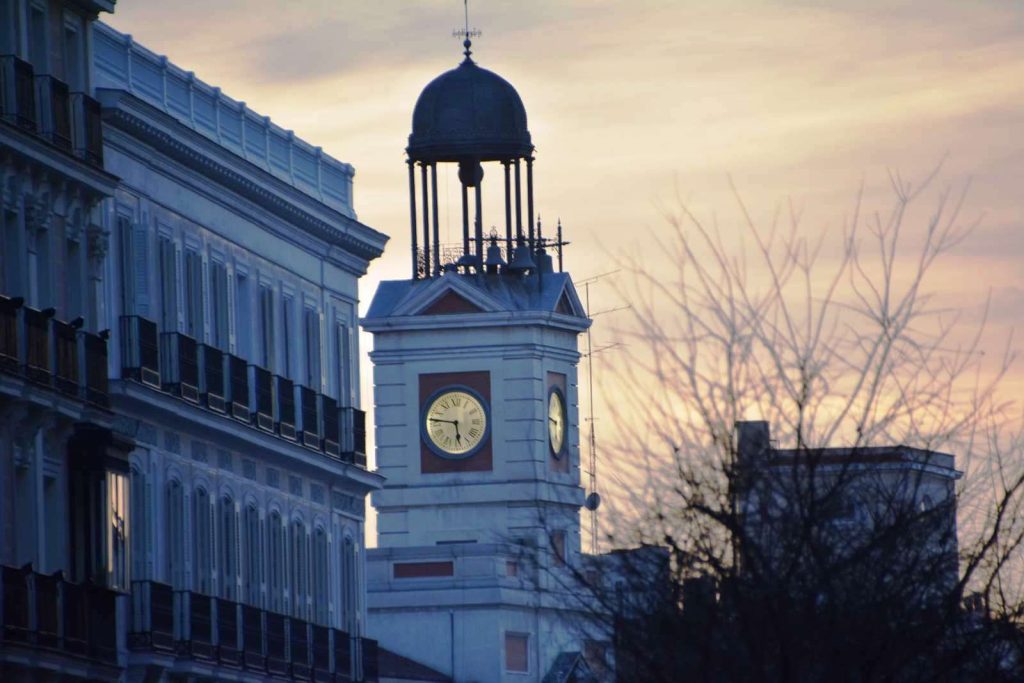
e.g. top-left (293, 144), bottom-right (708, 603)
top-left (453, 0), bottom-right (482, 59)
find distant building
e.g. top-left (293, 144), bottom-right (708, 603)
top-left (1, 1), bottom-right (386, 681)
top-left (735, 420), bottom-right (961, 595)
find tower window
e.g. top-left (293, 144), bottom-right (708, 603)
top-left (551, 530), bottom-right (567, 567)
top-left (505, 632), bottom-right (530, 673)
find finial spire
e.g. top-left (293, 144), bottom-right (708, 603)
top-left (453, 0), bottom-right (482, 61)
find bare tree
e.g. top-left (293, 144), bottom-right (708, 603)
top-left (580, 169), bottom-right (1024, 682)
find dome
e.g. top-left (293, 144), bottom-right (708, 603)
top-left (408, 55), bottom-right (533, 163)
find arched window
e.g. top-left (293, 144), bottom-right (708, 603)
top-left (131, 466), bottom-right (147, 581)
top-left (220, 494), bottom-right (238, 600)
top-left (341, 536), bottom-right (356, 632)
top-left (193, 487), bottom-right (213, 594)
top-left (165, 480), bottom-right (185, 588)
top-left (312, 526), bottom-right (329, 625)
top-left (291, 519), bottom-right (309, 619)
top-left (243, 503), bottom-right (262, 606)
top-left (267, 510), bottom-right (285, 612)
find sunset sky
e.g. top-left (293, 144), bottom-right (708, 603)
top-left (106, 1), bottom-right (1023, 540)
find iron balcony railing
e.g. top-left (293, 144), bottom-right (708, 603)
top-left (70, 92), bottom-right (103, 165)
top-left (120, 316), bottom-right (368, 467)
top-left (1, 564), bottom-right (120, 663)
top-left (0, 55), bottom-right (36, 131)
top-left (35, 74), bottom-right (72, 151)
top-left (129, 580), bottom-right (376, 680)
top-left (0, 57), bottom-right (104, 166)
top-left (0, 296), bottom-right (109, 407)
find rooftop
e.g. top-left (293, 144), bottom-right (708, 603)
top-left (92, 22), bottom-right (356, 219)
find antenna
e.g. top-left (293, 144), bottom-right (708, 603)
top-left (453, 0), bottom-right (482, 59)
top-left (579, 270), bottom-right (628, 555)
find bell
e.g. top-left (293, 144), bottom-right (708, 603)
top-left (536, 248), bottom-right (554, 274)
top-left (456, 252), bottom-right (481, 273)
top-left (485, 241), bottom-right (505, 270)
top-left (507, 243), bottom-right (536, 274)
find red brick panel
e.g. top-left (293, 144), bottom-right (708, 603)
top-left (393, 561), bottom-right (455, 579)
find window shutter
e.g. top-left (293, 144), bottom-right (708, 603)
top-left (117, 217), bottom-right (134, 315)
top-left (132, 224), bottom-right (149, 316)
top-left (184, 251), bottom-right (203, 339)
top-left (259, 286), bottom-right (274, 370)
top-left (304, 307), bottom-right (321, 390)
top-left (159, 237), bottom-right (177, 330)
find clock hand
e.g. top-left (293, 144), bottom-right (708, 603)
top-left (429, 418), bottom-right (457, 425)
top-left (453, 420), bottom-right (462, 442)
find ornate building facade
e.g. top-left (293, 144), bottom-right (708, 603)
top-left (0, 1), bottom-right (386, 681)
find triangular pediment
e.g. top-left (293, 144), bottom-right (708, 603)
top-left (422, 290), bottom-right (482, 315)
top-left (554, 280), bottom-right (588, 319)
top-left (392, 273), bottom-right (506, 317)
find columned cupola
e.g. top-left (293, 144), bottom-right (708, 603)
top-left (405, 36), bottom-right (563, 279)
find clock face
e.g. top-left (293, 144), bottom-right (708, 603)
top-left (423, 387), bottom-right (488, 457)
top-left (548, 388), bottom-right (566, 457)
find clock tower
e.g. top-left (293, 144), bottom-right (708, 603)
top-left (363, 35), bottom-right (597, 683)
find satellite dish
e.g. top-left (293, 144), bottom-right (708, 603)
top-left (585, 492), bottom-right (601, 511)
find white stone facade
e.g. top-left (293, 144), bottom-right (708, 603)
top-left (0, 2), bottom-right (386, 681)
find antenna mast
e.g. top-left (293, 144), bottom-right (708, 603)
top-left (578, 270), bottom-right (626, 554)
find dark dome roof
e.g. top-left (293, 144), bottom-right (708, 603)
top-left (408, 56), bottom-right (533, 162)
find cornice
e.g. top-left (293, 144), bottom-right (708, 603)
top-left (96, 89), bottom-right (388, 267)
top-left (361, 310), bottom-right (592, 335)
top-left (0, 119), bottom-right (120, 200)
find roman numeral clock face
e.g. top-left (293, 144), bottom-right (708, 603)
top-left (423, 388), bottom-right (488, 457)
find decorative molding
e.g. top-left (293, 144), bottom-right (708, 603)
top-left (332, 490), bottom-right (363, 515)
top-left (86, 223), bottom-right (110, 261)
top-left (218, 449), bottom-right (233, 471)
top-left (98, 96), bottom-right (386, 265)
top-left (164, 430), bottom-right (181, 454)
top-left (310, 483), bottom-right (325, 505)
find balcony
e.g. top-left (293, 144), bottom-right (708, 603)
top-left (0, 564), bottom-right (120, 668)
top-left (228, 354), bottom-right (249, 422)
top-left (118, 316), bottom-right (369, 468)
top-left (0, 297), bottom-right (109, 407)
top-left (300, 384), bottom-right (320, 449)
top-left (199, 344), bottom-right (226, 413)
top-left (159, 331), bottom-right (200, 403)
top-left (129, 581), bottom-right (377, 681)
top-left (0, 55), bottom-right (37, 131)
top-left (35, 74), bottom-right (72, 151)
top-left (121, 315), bottom-right (160, 389)
top-left (70, 92), bottom-right (103, 165)
top-left (1, 56), bottom-right (104, 168)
